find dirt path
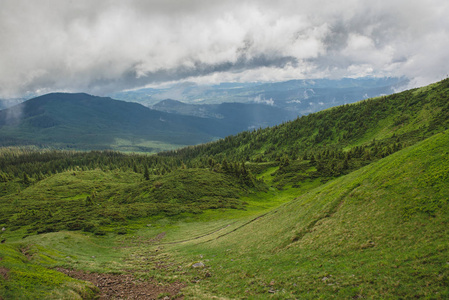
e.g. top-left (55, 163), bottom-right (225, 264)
top-left (56, 212), bottom-right (271, 299)
top-left (57, 268), bottom-right (185, 299)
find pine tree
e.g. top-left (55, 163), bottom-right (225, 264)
top-left (222, 159), bottom-right (229, 172)
top-left (343, 158), bottom-right (349, 170)
top-left (22, 172), bottom-right (30, 185)
top-left (309, 154), bottom-right (316, 164)
top-left (85, 195), bottom-right (93, 206)
top-left (144, 165), bottom-right (150, 180)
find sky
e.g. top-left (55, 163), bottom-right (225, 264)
top-left (1, 0), bottom-right (448, 98)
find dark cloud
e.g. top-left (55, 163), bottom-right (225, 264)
top-left (85, 54), bottom-right (298, 95)
top-left (0, 0), bottom-right (448, 98)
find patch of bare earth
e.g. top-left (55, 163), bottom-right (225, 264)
top-left (56, 268), bottom-right (185, 299)
top-left (0, 266), bottom-right (9, 280)
top-left (20, 245), bottom-right (33, 260)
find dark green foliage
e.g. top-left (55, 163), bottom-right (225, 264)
top-left (0, 148), bottom-right (182, 182)
top-left (22, 172), bottom-right (31, 185)
top-left (85, 195), bottom-right (93, 206)
top-left (143, 165), bottom-right (150, 181)
top-left (160, 79), bottom-right (449, 163)
top-left (0, 168), bottom-right (256, 235)
top-left (156, 79), bottom-right (449, 188)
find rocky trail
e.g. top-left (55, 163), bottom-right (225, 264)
top-left (57, 268), bottom-right (185, 300)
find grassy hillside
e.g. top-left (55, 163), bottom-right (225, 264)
top-left (0, 167), bottom-right (259, 238)
top-left (0, 243), bottom-right (98, 299)
top-left (165, 78), bottom-right (449, 162)
top-left (168, 130), bottom-right (449, 299)
top-left (2, 125), bottom-right (443, 299)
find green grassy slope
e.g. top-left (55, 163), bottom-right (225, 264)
top-left (165, 78), bottom-right (449, 162)
top-left (171, 131), bottom-right (449, 299)
top-left (0, 168), bottom-right (257, 237)
top-left (0, 243), bottom-right (98, 299)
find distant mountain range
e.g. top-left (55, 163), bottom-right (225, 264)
top-left (111, 77), bottom-right (409, 115)
top-left (0, 98), bottom-right (24, 110)
top-left (0, 93), bottom-right (295, 152)
top-left (152, 99), bottom-right (297, 129)
top-left (0, 77), bottom-right (409, 152)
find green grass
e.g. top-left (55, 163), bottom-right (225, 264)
top-left (0, 168), bottom-right (259, 237)
top-left (111, 138), bottom-right (189, 153)
top-left (0, 132), bottom-right (447, 298)
top-left (164, 131), bottom-right (449, 299)
top-left (0, 243), bottom-right (98, 299)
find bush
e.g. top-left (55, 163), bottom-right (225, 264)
top-left (116, 228), bottom-right (128, 235)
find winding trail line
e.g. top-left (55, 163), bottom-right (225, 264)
top-left (157, 211), bottom-right (273, 245)
top-left (158, 224), bottom-right (233, 245)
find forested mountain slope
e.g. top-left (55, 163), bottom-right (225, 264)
top-left (164, 78), bottom-right (449, 163)
top-left (152, 99), bottom-right (297, 130)
top-left (0, 93), bottom-right (232, 152)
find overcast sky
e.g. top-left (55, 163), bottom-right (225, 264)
top-left (1, 0), bottom-right (448, 98)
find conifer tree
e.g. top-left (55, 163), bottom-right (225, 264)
top-left (22, 172), bottom-right (30, 185)
top-left (144, 165), bottom-right (150, 180)
top-left (222, 159), bottom-right (229, 172)
top-left (85, 195), bottom-right (93, 206)
top-left (343, 158), bottom-right (349, 170)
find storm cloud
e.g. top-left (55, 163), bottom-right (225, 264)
top-left (1, 0), bottom-right (448, 98)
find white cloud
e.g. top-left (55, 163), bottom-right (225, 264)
top-left (0, 0), bottom-right (448, 98)
top-left (253, 95), bottom-right (275, 106)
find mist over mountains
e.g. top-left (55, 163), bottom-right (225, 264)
top-left (0, 93), bottom-right (295, 152)
top-left (0, 77), bottom-right (410, 152)
top-left (152, 99), bottom-right (296, 129)
top-left (112, 77), bottom-right (408, 115)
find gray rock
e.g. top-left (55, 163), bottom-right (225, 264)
top-left (192, 262), bottom-right (205, 268)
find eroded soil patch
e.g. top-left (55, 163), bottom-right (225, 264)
top-left (0, 267), bottom-right (9, 280)
top-left (56, 268), bottom-right (185, 299)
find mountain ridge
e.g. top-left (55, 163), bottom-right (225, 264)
top-left (152, 98), bottom-right (298, 128)
top-left (111, 77), bottom-right (408, 114)
top-left (0, 93), bottom-right (242, 152)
